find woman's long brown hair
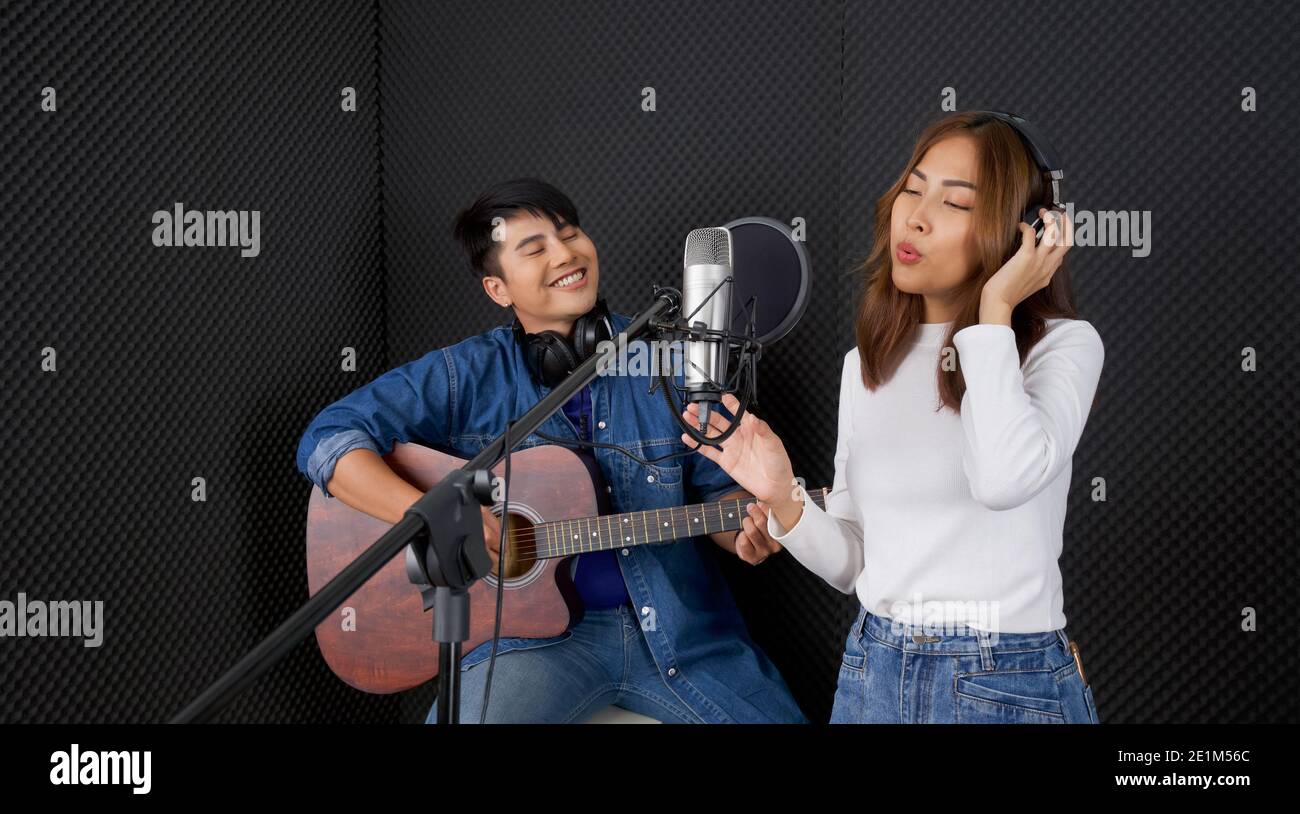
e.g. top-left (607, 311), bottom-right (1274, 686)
top-left (854, 111), bottom-right (1080, 413)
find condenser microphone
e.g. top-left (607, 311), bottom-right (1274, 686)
top-left (681, 226), bottom-right (734, 432)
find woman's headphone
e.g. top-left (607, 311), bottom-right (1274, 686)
top-left (512, 296), bottom-right (615, 388)
top-left (972, 110), bottom-right (1065, 242)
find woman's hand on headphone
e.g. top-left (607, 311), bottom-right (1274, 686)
top-left (980, 207), bottom-right (1074, 323)
top-left (680, 393), bottom-right (798, 509)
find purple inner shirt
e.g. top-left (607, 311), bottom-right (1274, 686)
top-left (560, 384), bottom-right (631, 610)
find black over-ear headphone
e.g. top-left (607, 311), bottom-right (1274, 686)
top-left (972, 110), bottom-right (1065, 242)
top-left (512, 296), bottom-right (615, 389)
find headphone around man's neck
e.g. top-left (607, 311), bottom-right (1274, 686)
top-left (512, 297), bottom-right (615, 389)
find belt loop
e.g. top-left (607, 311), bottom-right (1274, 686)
top-left (1056, 628), bottom-right (1070, 651)
top-left (977, 628), bottom-right (995, 671)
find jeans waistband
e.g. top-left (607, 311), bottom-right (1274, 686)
top-left (860, 608), bottom-right (1065, 654)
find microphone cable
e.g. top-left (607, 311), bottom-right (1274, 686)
top-left (478, 416), bottom-right (514, 723)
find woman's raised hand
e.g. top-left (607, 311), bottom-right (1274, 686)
top-left (981, 207), bottom-right (1074, 319)
top-left (680, 393), bottom-right (799, 507)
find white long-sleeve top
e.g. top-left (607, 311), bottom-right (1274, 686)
top-left (768, 319), bottom-right (1104, 633)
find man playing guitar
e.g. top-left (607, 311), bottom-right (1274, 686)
top-left (295, 177), bottom-right (806, 724)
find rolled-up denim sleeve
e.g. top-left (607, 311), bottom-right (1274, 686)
top-left (295, 348), bottom-right (455, 498)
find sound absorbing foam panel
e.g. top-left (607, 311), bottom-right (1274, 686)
top-left (0, 0), bottom-right (394, 723)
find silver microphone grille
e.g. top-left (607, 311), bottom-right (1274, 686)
top-left (684, 227), bottom-right (731, 267)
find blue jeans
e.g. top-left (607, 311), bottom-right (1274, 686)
top-left (425, 604), bottom-right (705, 724)
top-left (831, 606), bottom-right (1101, 724)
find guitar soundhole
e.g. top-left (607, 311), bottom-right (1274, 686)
top-left (494, 512), bottom-right (540, 580)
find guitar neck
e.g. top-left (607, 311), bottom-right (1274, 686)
top-left (527, 487), bottom-right (830, 559)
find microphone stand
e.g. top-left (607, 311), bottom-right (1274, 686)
top-left (170, 289), bottom-right (680, 724)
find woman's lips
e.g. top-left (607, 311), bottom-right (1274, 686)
top-left (895, 243), bottom-right (922, 265)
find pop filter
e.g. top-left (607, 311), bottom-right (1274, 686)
top-left (720, 215), bottom-right (811, 348)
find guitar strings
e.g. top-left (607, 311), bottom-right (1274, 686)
top-left (483, 489), bottom-right (828, 560)
top-left (494, 494), bottom-right (807, 556)
top-left (493, 489), bottom-right (827, 556)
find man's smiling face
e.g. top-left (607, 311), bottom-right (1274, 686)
top-left (481, 209), bottom-right (601, 337)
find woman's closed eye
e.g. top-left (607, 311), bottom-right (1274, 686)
top-left (902, 188), bottom-right (971, 210)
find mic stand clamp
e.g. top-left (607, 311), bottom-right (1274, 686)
top-left (403, 467), bottom-right (496, 724)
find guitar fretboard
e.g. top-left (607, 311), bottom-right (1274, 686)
top-left (528, 488), bottom-right (829, 559)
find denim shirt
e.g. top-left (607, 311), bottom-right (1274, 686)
top-left (295, 311), bottom-right (806, 723)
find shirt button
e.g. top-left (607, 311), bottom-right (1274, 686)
top-left (667, 668), bottom-right (677, 678)
top-left (646, 475), bottom-right (655, 483)
top-left (621, 548), bottom-right (629, 556)
top-left (606, 485), bottom-right (612, 494)
top-left (597, 420), bottom-right (606, 430)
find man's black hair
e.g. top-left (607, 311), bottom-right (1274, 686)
top-left (452, 177), bottom-right (581, 278)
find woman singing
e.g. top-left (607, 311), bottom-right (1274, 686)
top-left (682, 110), bottom-right (1104, 723)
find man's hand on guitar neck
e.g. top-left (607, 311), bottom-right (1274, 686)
top-left (710, 489), bottom-right (783, 566)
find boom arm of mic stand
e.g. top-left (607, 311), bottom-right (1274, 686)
top-left (168, 291), bottom-right (677, 724)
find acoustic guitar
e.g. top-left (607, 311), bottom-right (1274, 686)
top-left (305, 440), bottom-right (829, 693)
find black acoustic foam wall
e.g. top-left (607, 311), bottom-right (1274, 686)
top-left (1, 0), bottom-right (395, 723)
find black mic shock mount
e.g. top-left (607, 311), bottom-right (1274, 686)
top-left (643, 281), bottom-right (762, 449)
